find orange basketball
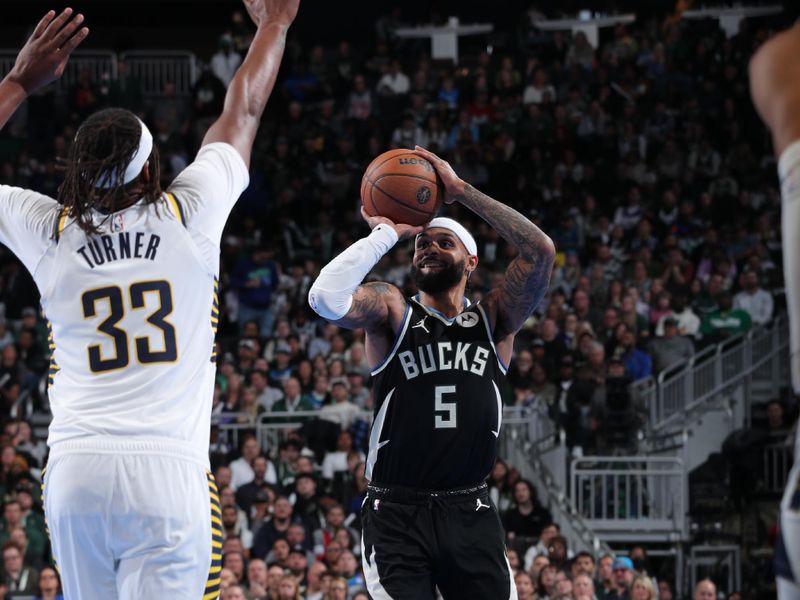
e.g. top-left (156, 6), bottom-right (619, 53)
top-left (361, 149), bottom-right (444, 226)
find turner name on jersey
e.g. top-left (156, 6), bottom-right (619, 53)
top-left (76, 231), bottom-right (162, 269)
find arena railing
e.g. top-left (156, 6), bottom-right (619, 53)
top-left (570, 456), bottom-right (686, 543)
top-left (0, 49), bottom-right (117, 94)
top-left (211, 412), bottom-right (258, 451)
top-left (500, 405), bottom-right (614, 555)
top-left (214, 407), bottom-right (563, 461)
top-left (689, 545), bottom-right (741, 596)
top-left (119, 51), bottom-right (198, 97)
top-left (0, 49), bottom-right (197, 98)
top-left (761, 440), bottom-right (795, 495)
top-left (649, 314), bottom-right (789, 432)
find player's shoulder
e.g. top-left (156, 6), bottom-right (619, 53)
top-left (167, 142), bottom-right (249, 195)
top-left (0, 184), bottom-right (60, 208)
top-left (0, 185), bottom-right (62, 226)
top-left (193, 142), bottom-right (248, 178)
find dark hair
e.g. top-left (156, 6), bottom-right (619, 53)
top-left (59, 108), bottom-right (161, 235)
top-left (514, 478), bottom-right (539, 503)
top-left (38, 565), bottom-right (62, 595)
top-left (294, 472), bottom-right (316, 485)
top-left (1, 540), bottom-right (21, 555)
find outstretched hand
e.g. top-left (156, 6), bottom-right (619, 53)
top-left (243, 0), bottom-right (300, 27)
top-left (413, 145), bottom-right (465, 205)
top-left (360, 207), bottom-right (426, 241)
top-left (8, 8), bottom-right (89, 94)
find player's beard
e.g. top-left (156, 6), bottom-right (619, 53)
top-left (411, 258), bottom-right (466, 294)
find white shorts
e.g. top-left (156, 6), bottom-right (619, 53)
top-left (43, 438), bottom-right (222, 600)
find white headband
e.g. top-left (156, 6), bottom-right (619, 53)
top-left (94, 117), bottom-right (153, 188)
top-left (421, 217), bottom-right (478, 256)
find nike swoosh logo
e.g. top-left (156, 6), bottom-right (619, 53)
top-left (491, 429), bottom-right (500, 438)
top-left (377, 440), bottom-right (389, 450)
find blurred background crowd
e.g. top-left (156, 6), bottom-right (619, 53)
top-left (0, 1), bottom-right (795, 598)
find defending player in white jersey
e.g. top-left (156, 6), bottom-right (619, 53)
top-left (750, 20), bottom-right (800, 600)
top-left (0, 2), bottom-right (299, 599)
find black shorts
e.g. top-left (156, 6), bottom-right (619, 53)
top-left (361, 482), bottom-right (516, 600)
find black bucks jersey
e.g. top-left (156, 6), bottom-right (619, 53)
top-left (367, 297), bottom-right (507, 489)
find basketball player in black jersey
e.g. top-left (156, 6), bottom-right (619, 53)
top-left (309, 145), bottom-right (555, 599)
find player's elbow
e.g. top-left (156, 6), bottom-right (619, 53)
top-left (538, 235), bottom-right (556, 263)
top-left (308, 282), bottom-right (352, 322)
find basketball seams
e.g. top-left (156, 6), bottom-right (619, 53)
top-left (370, 179), bottom-right (432, 216)
top-left (366, 174), bottom-right (379, 216)
top-left (371, 172), bottom-right (438, 184)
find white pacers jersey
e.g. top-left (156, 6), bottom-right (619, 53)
top-left (0, 142), bottom-right (249, 467)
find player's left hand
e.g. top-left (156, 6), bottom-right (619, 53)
top-left (413, 145), bottom-right (465, 205)
top-left (360, 207), bottom-right (425, 241)
top-left (8, 8), bottom-right (89, 94)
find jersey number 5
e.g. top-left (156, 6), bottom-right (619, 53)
top-left (82, 280), bottom-right (177, 373)
top-left (434, 385), bottom-right (457, 429)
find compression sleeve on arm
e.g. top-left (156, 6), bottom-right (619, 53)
top-left (308, 224), bottom-right (399, 321)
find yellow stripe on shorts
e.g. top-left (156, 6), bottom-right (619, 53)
top-left (204, 471), bottom-right (223, 600)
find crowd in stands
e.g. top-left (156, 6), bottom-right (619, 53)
top-left (0, 3), bottom-right (790, 598)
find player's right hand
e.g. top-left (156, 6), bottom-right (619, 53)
top-left (8, 8), bottom-right (89, 94)
top-left (413, 145), bottom-right (465, 205)
top-left (360, 207), bottom-right (426, 241)
top-left (243, 0), bottom-right (300, 27)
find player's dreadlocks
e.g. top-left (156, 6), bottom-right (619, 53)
top-left (58, 108), bottom-right (161, 235)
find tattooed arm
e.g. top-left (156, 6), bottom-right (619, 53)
top-left (308, 209), bottom-right (421, 366)
top-left (333, 282), bottom-right (404, 329)
top-left (414, 147), bottom-right (556, 343)
top-left (457, 184), bottom-right (555, 336)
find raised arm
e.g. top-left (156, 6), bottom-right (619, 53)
top-left (750, 24), bottom-right (800, 394)
top-left (308, 209), bottom-right (422, 365)
top-left (749, 22), bottom-right (800, 157)
top-left (201, 0), bottom-right (299, 167)
top-left (414, 146), bottom-right (556, 340)
top-left (0, 8), bottom-right (89, 130)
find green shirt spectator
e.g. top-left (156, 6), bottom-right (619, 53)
top-left (700, 293), bottom-right (752, 341)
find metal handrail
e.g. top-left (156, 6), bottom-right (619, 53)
top-left (570, 456), bottom-right (686, 537)
top-left (120, 50), bottom-right (198, 96)
top-left (1, 49), bottom-right (196, 96)
top-left (650, 314), bottom-right (788, 432)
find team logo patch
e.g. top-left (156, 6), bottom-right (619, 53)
top-left (111, 214), bottom-right (125, 232)
top-left (475, 498), bottom-right (490, 511)
top-left (416, 186), bottom-right (431, 204)
top-left (456, 312), bottom-right (478, 328)
top-left (412, 316), bottom-right (430, 334)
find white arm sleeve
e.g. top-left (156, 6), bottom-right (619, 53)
top-left (308, 224), bottom-right (398, 321)
top-left (779, 141), bottom-right (800, 394)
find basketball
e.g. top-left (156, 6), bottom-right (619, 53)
top-left (361, 149), bottom-right (444, 226)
